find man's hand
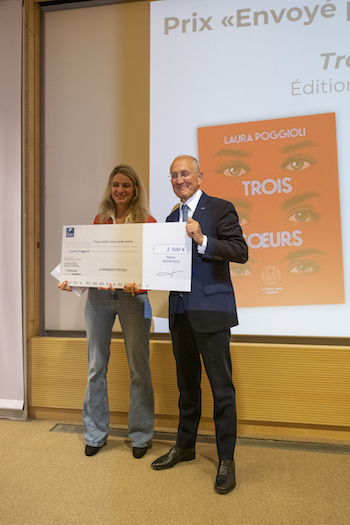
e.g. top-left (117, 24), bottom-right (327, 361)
top-left (186, 217), bottom-right (203, 246)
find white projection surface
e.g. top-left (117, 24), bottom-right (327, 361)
top-left (150, 0), bottom-right (350, 337)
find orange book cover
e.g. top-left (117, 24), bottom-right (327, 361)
top-left (198, 113), bottom-right (344, 307)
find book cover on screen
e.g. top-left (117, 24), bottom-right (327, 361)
top-left (198, 113), bottom-right (345, 307)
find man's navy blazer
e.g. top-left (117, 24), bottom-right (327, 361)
top-left (166, 192), bottom-right (248, 334)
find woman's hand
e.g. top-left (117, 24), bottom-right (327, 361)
top-left (57, 281), bottom-right (72, 292)
top-left (98, 283), bottom-right (116, 291)
top-left (123, 282), bottom-right (139, 296)
top-left (96, 282), bottom-right (139, 295)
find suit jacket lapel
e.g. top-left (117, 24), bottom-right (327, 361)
top-left (192, 192), bottom-right (210, 222)
top-left (167, 207), bottom-right (180, 222)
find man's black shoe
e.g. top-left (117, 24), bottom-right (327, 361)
top-left (85, 442), bottom-right (106, 457)
top-left (214, 459), bottom-right (236, 494)
top-left (151, 446), bottom-right (195, 470)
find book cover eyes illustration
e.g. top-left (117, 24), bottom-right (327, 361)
top-left (198, 113), bottom-right (345, 307)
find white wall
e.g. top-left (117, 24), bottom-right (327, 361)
top-left (43, 1), bottom-right (159, 331)
top-left (0, 0), bottom-right (24, 412)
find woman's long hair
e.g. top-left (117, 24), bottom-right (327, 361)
top-left (97, 165), bottom-right (149, 224)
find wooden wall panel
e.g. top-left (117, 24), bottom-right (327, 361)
top-left (28, 338), bottom-right (350, 440)
top-left (24, 0), bottom-right (41, 341)
top-left (232, 344), bottom-right (350, 426)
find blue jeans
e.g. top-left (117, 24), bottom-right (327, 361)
top-left (83, 288), bottom-right (154, 448)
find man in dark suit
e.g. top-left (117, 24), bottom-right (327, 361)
top-left (151, 155), bottom-right (248, 494)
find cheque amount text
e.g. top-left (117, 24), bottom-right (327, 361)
top-left (154, 245), bottom-right (187, 254)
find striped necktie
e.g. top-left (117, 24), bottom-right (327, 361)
top-left (182, 203), bottom-right (189, 222)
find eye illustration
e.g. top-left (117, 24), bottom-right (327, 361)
top-left (230, 264), bottom-right (252, 277)
top-left (287, 208), bottom-right (320, 223)
top-left (216, 161), bottom-right (251, 178)
top-left (288, 260), bottom-right (320, 274)
top-left (281, 154), bottom-right (317, 172)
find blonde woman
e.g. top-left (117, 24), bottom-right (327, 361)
top-left (59, 165), bottom-right (155, 458)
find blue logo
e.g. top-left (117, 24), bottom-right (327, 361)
top-left (66, 227), bottom-right (75, 237)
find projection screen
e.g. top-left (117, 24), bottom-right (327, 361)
top-left (149, 0), bottom-right (350, 337)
